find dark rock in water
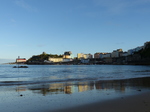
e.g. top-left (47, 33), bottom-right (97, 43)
top-left (137, 89), bottom-right (141, 91)
top-left (20, 94), bottom-right (23, 96)
top-left (13, 66), bottom-right (28, 68)
top-left (19, 66), bottom-right (28, 68)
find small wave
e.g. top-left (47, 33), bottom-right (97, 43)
top-left (0, 76), bottom-right (127, 86)
top-left (133, 70), bottom-right (150, 72)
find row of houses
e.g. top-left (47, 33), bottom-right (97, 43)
top-left (94, 42), bottom-right (148, 59)
top-left (77, 42), bottom-right (149, 60)
top-left (94, 49), bottom-right (123, 59)
top-left (16, 41), bottom-right (150, 63)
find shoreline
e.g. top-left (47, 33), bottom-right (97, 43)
top-left (2, 62), bottom-right (150, 65)
top-left (53, 91), bottom-right (150, 112)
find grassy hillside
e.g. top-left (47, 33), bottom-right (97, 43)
top-left (27, 52), bottom-right (63, 62)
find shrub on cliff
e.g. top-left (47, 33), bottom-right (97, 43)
top-left (140, 43), bottom-right (150, 58)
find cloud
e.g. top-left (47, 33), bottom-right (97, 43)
top-left (15, 0), bottom-right (37, 12)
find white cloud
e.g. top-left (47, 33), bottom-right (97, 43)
top-left (15, 0), bottom-right (37, 12)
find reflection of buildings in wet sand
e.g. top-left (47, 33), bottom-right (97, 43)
top-left (32, 82), bottom-right (95, 95)
top-left (95, 81), bottom-right (125, 92)
top-left (48, 83), bottom-right (73, 94)
top-left (78, 82), bottom-right (94, 92)
top-left (29, 82), bottom-right (95, 95)
top-left (114, 82), bottom-right (125, 92)
top-left (48, 82), bottom-right (95, 94)
top-left (16, 86), bottom-right (26, 92)
top-left (29, 80), bottom-right (127, 96)
top-left (16, 78), bottom-right (150, 96)
top-left (48, 83), bottom-right (65, 94)
top-left (29, 83), bottom-right (74, 95)
top-left (64, 86), bottom-right (72, 94)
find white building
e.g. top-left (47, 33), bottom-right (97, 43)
top-left (134, 46), bottom-right (143, 52)
top-left (95, 53), bottom-right (111, 59)
top-left (111, 49), bottom-right (123, 58)
top-left (99, 53), bottom-right (105, 59)
top-left (121, 52), bottom-right (128, 57)
top-left (77, 53), bottom-right (84, 59)
top-left (48, 57), bottom-right (63, 62)
top-left (63, 58), bottom-right (73, 62)
top-left (16, 58), bottom-right (26, 63)
top-left (78, 53), bottom-right (92, 59)
top-left (94, 53), bottom-right (101, 59)
top-left (128, 49), bottom-right (134, 55)
top-left (128, 46), bottom-right (143, 55)
top-left (84, 54), bottom-right (93, 59)
top-left (63, 51), bottom-right (74, 59)
top-left (102, 53), bottom-right (111, 58)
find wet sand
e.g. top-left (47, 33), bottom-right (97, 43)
top-left (1, 77), bottom-right (150, 112)
top-left (53, 91), bottom-right (150, 112)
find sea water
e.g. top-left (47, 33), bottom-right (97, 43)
top-left (0, 65), bottom-right (150, 85)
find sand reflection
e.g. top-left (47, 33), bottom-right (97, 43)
top-left (23, 77), bottom-right (150, 96)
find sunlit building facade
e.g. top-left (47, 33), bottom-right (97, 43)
top-left (77, 53), bottom-right (84, 59)
top-left (16, 58), bottom-right (26, 63)
top-left (48, 57), bottom-right (63, 62)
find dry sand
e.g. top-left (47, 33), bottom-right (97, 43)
top-left (53, 91), bottom-right (150, 112)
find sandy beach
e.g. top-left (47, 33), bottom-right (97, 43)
top-left (53, 91), bottom-right (150, 112)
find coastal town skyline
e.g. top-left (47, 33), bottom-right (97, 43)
top-left (0, 0), bottom-right (150, 63)
top-left (0, 40), bottom-right (149, 64)
top-left (4, 41), bottom-right (150, 64)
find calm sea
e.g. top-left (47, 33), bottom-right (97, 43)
top-left (0, 65), bottom-right (150, 85)
top-left (0, 64), bottom-right (150, 85)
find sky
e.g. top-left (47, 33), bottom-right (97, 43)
top-left (0, 0), bottom-right (150, 63)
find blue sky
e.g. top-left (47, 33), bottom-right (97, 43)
top-left (0, 0), bottom-right (150, 63)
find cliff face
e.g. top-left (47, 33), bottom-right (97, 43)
top-left (118, 43), bottom-right (150, 65)
top-left (126, 54), bottom-right (150, 65)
